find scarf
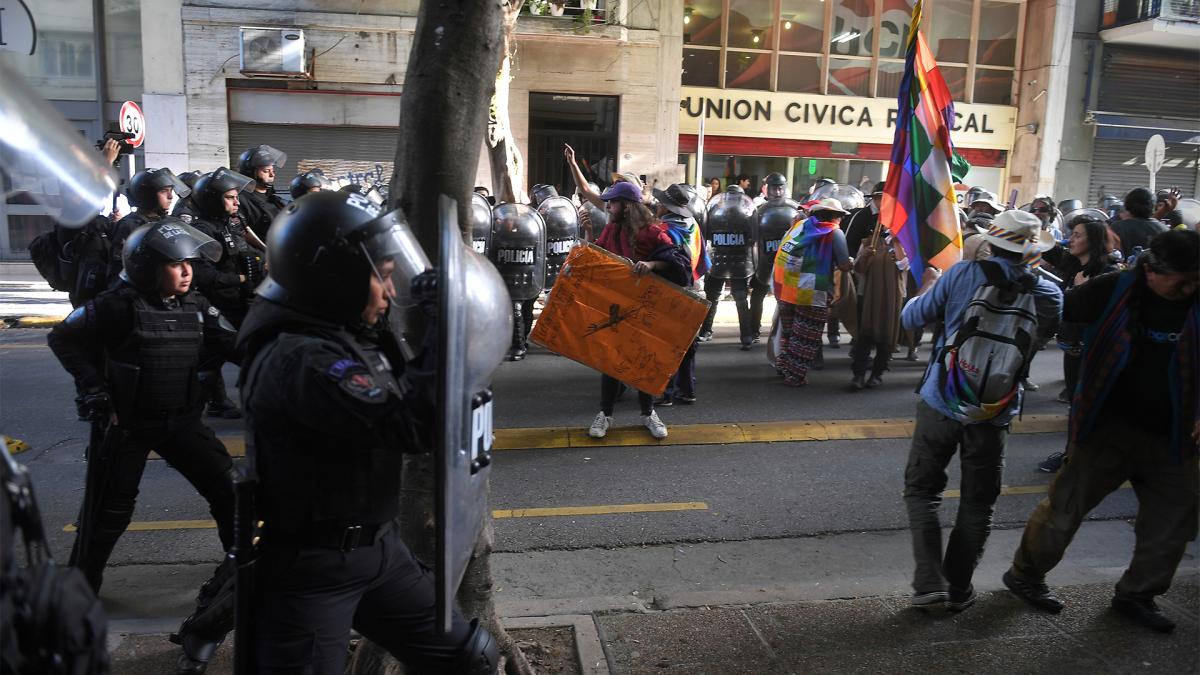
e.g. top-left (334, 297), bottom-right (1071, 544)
top-left (663, 215), bottom-right (711, 282)
top-left (772, 216), bottom-right (837, 307)
top-left (1071, 270), bottom-right (1199, 460)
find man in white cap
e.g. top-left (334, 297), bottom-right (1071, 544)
top-left (898, 209), bottom-right (1062, 612)
top-left (962, 192), bottom-right (1006, 261)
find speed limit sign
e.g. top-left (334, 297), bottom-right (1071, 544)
top-left (119, 100), bottom-right (146, 148)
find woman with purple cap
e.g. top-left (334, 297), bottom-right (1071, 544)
top-left (586, 181), bottom-right (691, 440)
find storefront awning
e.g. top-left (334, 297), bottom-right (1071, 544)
top-left (1088, 112), bottom-right (1200, 144)
top-left (678, 135), bottom-right (1008, 169)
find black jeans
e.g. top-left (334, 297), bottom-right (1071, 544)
top-left (749, 276), bottom-right (770, 337)
top-left (601, 374), bottom-right (652, 416)
top-left (903, 400), bottom-right (1008, 594)
top-left (849, 339), bottom-right (891, 377)
top-left (72, 418), bottom-right (235, 590)
top-left (702, 275), bottom-right (752, 344)
top-left (253, 526), bottom-right (473, 674)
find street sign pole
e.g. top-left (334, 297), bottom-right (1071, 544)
top-left (1145, 134), bottom-right (1165, 194)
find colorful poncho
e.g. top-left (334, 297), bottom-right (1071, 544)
top-left (772, 217), bottom-right (837, 308)
top-left (662, 214), bottom-right (710, 283)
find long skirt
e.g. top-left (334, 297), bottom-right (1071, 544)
top-left (776, 303), bottom-right (830, 386)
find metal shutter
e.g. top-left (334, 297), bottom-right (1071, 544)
top-left (227, 123), bottom-right (399, 181)
top-left (1099, 47), bottom-right (1200, 119)
top-left (1087, 138), bottom-right (1198, 204)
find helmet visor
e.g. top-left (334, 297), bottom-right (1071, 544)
top-left (153, 220), bottom-right (223, 263)
top-left (254, 144), bottom-right (288, 169)
top-left (212, 167), bottom-right (256, 195)
top-left (357, 209), bottom-right (431, 309)
top-left (156, 169), bottom-right (193, 200)
top-left (0, 60), bottom-right (118, 227)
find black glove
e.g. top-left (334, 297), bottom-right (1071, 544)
top-left (76, 390), bottom-right (112, 422)
top-left (410, 270), bottom-right (438, 319)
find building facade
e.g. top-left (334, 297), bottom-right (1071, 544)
top-left (3, 0), bottom-right (1197, 262)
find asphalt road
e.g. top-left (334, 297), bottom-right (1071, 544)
top-left (1, 320), bottom-right (1132, 570)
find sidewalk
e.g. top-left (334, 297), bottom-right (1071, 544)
top-left (0, 280), bottom-right (71, 326)
top-left (104, 521), bottom-right (1199, 673)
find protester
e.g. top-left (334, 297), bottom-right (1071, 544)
top-left (1005, 229), bottom-right (1198, 633)
top-left (961, 191), bottom-right (1005, 261)
top-left (849, 221), bottom-right (908, 390)
top-left (653, 183), bottom-right (710, 406)
top-left (1109, 188), bottom-right (1167, 257)
top-left (771, 198), bottom-right (852, 387)
top-left (900, 209), bottom-right (1061, 611)
top-left (707, 177), bottom-right (721, 200)
top-left (587, 181), bottom-right (689, 440)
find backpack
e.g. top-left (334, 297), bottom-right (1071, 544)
top-left (0, 449), bottom-right (109, 674)
top-left (937, 260), bottom-right (1038, 423)
top-left (27, 228), bottom-right (74, 292)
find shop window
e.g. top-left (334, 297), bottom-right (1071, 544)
top-left (977, 0), bottom-right (1020, 67)
top-left (877, 5), bottom-right (912, 59)
top-left (973, 67), bottom-right (1014, 105)
top-left (684, 0), bottom-right (723, 47)
top-left (779, 0), bottom-right (824, 53)
top-left (683, 48), bottom-right (722, 87)
top-left (10, 0), bottom-right (98, 102)
top-left (104, 0), bottom-right (143, 102)
top-left (829, 0), bottom-right (875, 58)
top-left (778, 55), bottom-right (822, 94)
top-left (940, 65), bottom-right (968, 102)
top-left (828, 57), bottom-right (871, 97)
top-left (876, 60), bottom-right (905, 98)
top-left (727, 0), bottom-right (774, 49)
top-left (929, 0), bottom-right (973, 64)
top-left (725, 51), bottom-right (771, 91)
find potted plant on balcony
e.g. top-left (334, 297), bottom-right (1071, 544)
top-left (527, 0), bottom-right (550, 16)
top-left (549, 1), bottom-right (566, 16)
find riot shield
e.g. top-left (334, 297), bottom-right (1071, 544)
top-left (435, 196), bottom-right (512, 633)
top-left (537, 195), bottom-right (580, 288)
top-left (0, 60), bottom-right (118, 227)
top-left (755, 199), bottom-right (800, 285)
top-left (490, 203), bottom-right (547, 301)
top-left (469, 192), bottom-right (493, 256)
top-left (705, 189), bottom-right (758, 279)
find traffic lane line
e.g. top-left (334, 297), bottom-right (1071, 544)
top-left (163, 415), bottom-right (1068, 460)
top-left (943, 481), bottom-right (1133, 499)
top-left (61, 501), bottom-right (712, 532)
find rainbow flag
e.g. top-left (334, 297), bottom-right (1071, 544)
top-left (880, 0), bottom-right (970, 282)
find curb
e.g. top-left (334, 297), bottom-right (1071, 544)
top-left (505, 614), bottom-right (610, 675)
top-left (4, 315), bottom-right (65, 328)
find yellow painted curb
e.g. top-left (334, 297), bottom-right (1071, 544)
top-left (14, 316), bottom-right (65, 328)
top-left (3, 435), bottom-right (30, 454)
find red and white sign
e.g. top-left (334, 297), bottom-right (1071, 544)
top-left (119, 101), bottom-right (146, 148)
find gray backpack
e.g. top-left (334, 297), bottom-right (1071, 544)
top-left (937, 260), bottom-right (1038, 423)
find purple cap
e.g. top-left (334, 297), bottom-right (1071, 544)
top-left (599, 181), bottom-right (643, 203)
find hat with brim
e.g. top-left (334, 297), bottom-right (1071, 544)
top-left (652, 187), bottom-right (692, 218)
top-left (612, 171), bottom-right (644, 190)
top-left (808, 197), bottom-right (849, 217)
top-left (970, 196), bottom-right (1005, 213)
top-left (982, 209), bottom-right (1056, 254)
top-left (600, 181), bottom-right (643, 203)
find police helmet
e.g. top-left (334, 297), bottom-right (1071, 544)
top-left (193, 167), bottom-right (254, 221)
top-left (260, 191), bottom-right (417, 324)
top-left (289, 170), bottom-right (330, 200)
top-left (120, 217), bottom-right (221, 293)
top-left (236, 144), bottom-right (287, 179)
top-left (530, 184), bottom-right (559, 207)
top-left (763, 172), bottom-right (787, 187)
top-left (127, 168), bottom-right (190, 214)
top-left (177, 171), bottom-right (205, 192)
top-left (1058, 199), bottom-right (1083, 213)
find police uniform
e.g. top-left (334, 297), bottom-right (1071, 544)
top-left (238, 189), bottom-right (285, 241)
top-left (47, 236), bottom-right (238, 592)
top-left (229, 191), bottom-right (497, 674)
top-left (191, 213), bottom-right (258, 327)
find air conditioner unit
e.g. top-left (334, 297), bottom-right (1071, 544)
top-left (239, 27), bottom-right (308, 77)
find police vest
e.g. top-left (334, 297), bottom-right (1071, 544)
top-left (110, 294), bottom-right (205, 416)
top-left (245, 328), bottom-right (413, 534)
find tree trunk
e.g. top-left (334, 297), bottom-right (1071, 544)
top-left (487, 2), bottom-right (526, 204)
top-left (347, 0), bottom-right (533, 673)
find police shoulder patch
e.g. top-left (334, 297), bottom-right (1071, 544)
top-left (327, 358), bottom-right (387, 404)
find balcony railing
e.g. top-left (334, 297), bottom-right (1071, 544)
top-left (1101, 0), bottom-right (1200, 29)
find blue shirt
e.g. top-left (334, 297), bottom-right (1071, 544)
top-left (901, 257), bottom-right (1063, 425)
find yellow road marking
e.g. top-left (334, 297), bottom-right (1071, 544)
top-left (179, 415), bottom-right (1067, 460)
top-left (943, 481), bottom-right (1133, 499)
top-left (62, 502), bottom-right (710, 532)
top-left (0, 343), bottom-right (50, 350)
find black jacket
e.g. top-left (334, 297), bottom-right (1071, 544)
top-left (238, 190), bottom-right (285, 241)
top-left (1110, 217), bottom-right (1167, 257)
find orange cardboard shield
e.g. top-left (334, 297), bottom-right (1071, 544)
top-left (530, 243), bottom-right (709, 396)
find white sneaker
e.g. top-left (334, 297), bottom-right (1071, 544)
top-left (588, 412), bottom-right (612, 438)
top-left (642, 410), bottom-right (668, 439)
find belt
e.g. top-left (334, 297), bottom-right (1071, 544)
top-left (263, 518), bottom-right (396, 552)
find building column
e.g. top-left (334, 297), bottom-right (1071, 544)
top-left (140, 0), bottom-right (189, 172)
top-left (652, 0), bottom-right (684, 186)
top-left (1007, 0), bottom-right (1076, 201)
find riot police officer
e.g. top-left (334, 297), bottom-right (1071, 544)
top-left (750, 173), bottom-right (799, 341)
top-left (700, 185), bottom-right (758, 347)
top-left (491, 202), bottom-right (547, 361)
top-left (110, 168), bottom-right (192, 284)
top-left (234, 191), bottom-right (498, 673)
top-left (47, 218), bottom-right (238, 594)
top-left (289, 169), bottom-right (331, 201)
top-left (236, 144), bottom-right (287, 240)
top-left (173, 171), bottom-right (206, 224)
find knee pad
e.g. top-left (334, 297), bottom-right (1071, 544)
top-left (451, 619), bottom-right (499, 675)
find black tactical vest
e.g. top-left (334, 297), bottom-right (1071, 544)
top-left (245, 328), bottom-right (413, 535)
top-left (110, 295), bottom-right (204, 416)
